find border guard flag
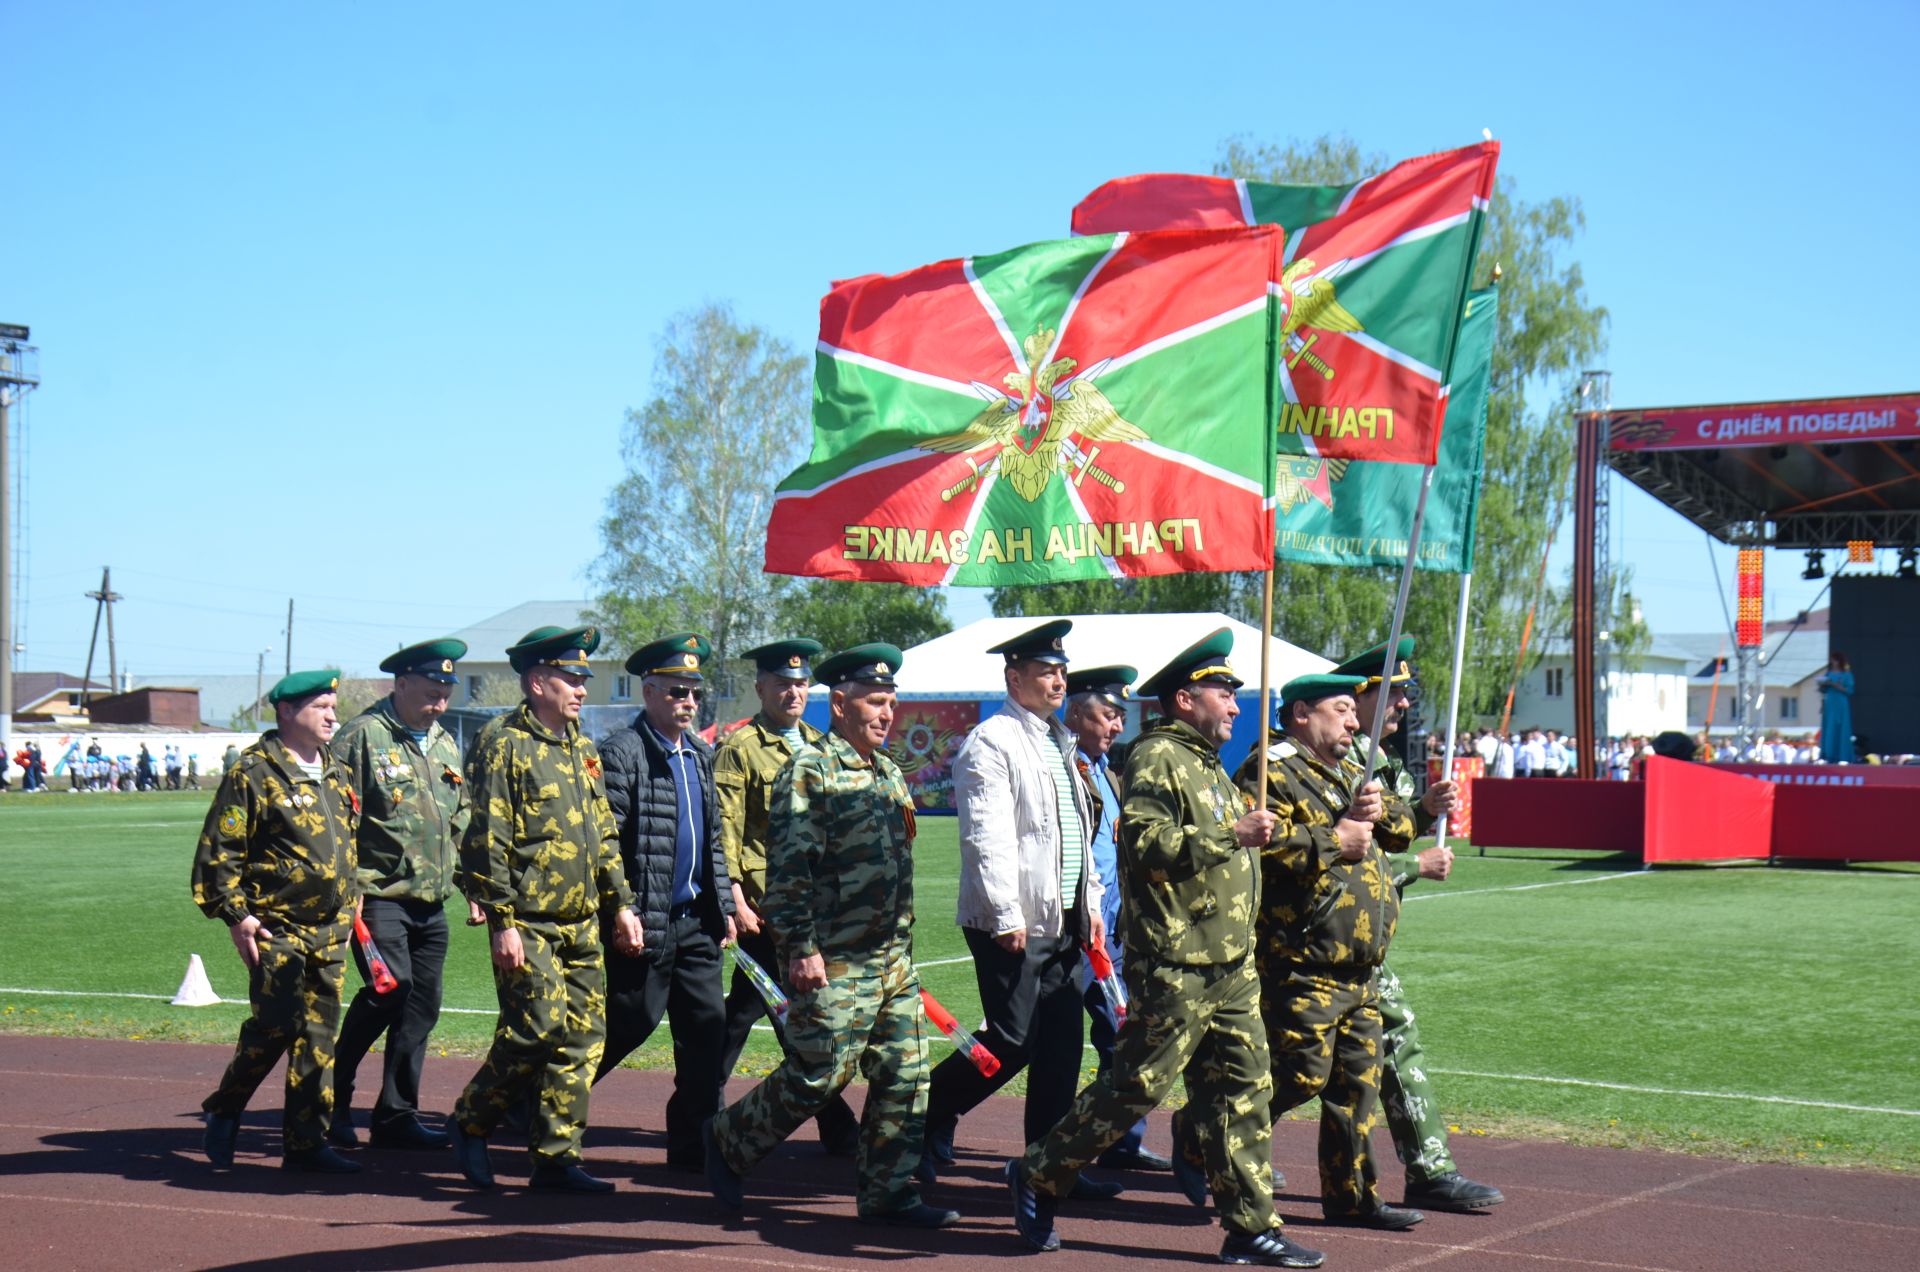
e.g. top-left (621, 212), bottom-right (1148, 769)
top-left (1072, 141), bottom-right (1499, 467)
top-left (765, 226), bottom-right (1280, 586)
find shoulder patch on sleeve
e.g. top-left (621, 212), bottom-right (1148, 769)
top-left (218, 806), bottom-right (245, 837)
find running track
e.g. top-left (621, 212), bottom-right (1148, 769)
top-left (0, 1036), bottom-right (1911, 1270)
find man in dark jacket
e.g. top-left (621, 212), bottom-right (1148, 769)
top-left (594, 631), bottom-right (737, 1170)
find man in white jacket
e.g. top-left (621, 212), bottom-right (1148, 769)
top-left (921, 619), bottom-right (1113, 1198)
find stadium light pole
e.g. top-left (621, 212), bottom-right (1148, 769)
top-left (0, 324), bottom-right (41, 754)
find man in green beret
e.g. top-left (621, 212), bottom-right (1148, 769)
top-left (1330, 639), bottom-right (1502, 1215)
top-left (327, 638), bottom-right (473, 1152)
top-left (192, 669), bottom-right (362, 1175)
top-left (1012, 629), bottom-right (1326, 1269)
top-left (592, 631), bottom-right (737, 1172)
top-left (1223, 671), bottom-right (1420, 1232)
top-left (713, 637), bottom-right (860, 1154)
top-left (449, 626), bottom-right (643, 1194)
top-left (704, 644), bottom-right (957, 1229)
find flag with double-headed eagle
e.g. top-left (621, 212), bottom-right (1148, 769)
top-left (1072, 141), bottom-right (1499, 467)
top-left (764, 226), bottom-right (1280, 586)
top-left (1275, 286), bottom-right (1498, 573)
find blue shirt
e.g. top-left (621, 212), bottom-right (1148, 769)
top-left (1080, 748), bottom-right (1123, 966)
top-left (646, 720), bottom-right (705, 906)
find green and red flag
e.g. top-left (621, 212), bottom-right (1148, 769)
top-left (1275, 285), bottom-right (1498, 573)
top-left (1072, 141), bottom-right (1499, 467)
top-left (764, 226), bottom-right (1280, 586)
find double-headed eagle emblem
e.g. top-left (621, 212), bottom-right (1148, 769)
top-left (917, 325), bottom-right (1147, 503)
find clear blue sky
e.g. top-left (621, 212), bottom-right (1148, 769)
top-left (6, 0), bottom-right (1915, 679)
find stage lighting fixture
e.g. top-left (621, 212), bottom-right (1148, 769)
top-left (1802, 550), bottom-right (1825, 581)
top-left (1901, 548), bottom-right (1918, 579)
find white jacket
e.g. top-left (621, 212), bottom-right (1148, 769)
top-left (953, 699), bottom-right (1101, 940)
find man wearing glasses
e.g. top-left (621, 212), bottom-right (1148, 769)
top-left (594, 631), bottom-right (738, 1173)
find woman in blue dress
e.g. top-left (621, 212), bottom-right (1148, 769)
top-left (1816, 651), bottom-right (1854, 763)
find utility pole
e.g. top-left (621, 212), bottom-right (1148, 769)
top-left (0, 323), bottom-right (40, 751)
top-left (285, 598), bottom-right (294, 675)
top-left (81, 567), bottom-right (123, 708)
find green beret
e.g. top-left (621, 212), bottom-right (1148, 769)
top-left (1280, 673), bottom-right (1368, 709)
top-left (269, 668), bottom-right (342, 705)
top-left (741, 637), bottom-right (825, 681)
top-left (1328, 635), bottom-right (1416, 687)
top-left (626, 631), bottom-right (712, 680)
top-left (816, 642), bottom-right (904, 689)
top-left (380, 637), bottom-right (469, 683)
top-left (987, 618), bottom-right (1072, 665)
top-left (506, 625), bottom-right (600, 676)
top-left (1067, 664), bottom-right (1136, 704)
top-left (1138, 627), bottom-right (1241, 698)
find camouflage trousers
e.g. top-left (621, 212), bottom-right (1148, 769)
top-left (1027, 955), bottom-right (1277, 1239)
top-left (709, 952), bottom-right (927, 1219)
top-left (1378, 960), bottom-right (1456, 1185)
top-left (202, 911), bottom-right (352, 1154)
top-left (453, 915), bottom-right (606, 1166)
top-left (1264, 966), bottom-right (1386, 1218)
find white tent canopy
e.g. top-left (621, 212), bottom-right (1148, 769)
top-left (817, 611), bottom-right (1333, 700)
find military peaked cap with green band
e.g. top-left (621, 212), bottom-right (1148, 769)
top-left (269, 668), bottom-right (342, 704)
top-left (1138, 626), bottom-right (1242, 697)
top-left (626, 631), bottom-right (711, 679)
top-left (507, 624), bottom-right (600, 676)
top-left (987, 618), bottom-right (1072, 665)
top-left (816, 642), bottom-right (903, 688)
top-left (1280, 672), bottom-right (1368, 708)
top-left (1067, 664), bottom-right (1137, 705)
top-left (1329, 635), bottom-right (1416, 686)
top-left (379, 637), bottom-right (469, 684)
top-left (741, 637), bottom-right (824, 681)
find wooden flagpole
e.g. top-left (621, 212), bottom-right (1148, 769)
top-left (1358, 464), bottom-right (1438, 788)
top-left (1257, 564), bottom-right (1276, 793)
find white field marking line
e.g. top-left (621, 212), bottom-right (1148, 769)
top-left (0, 1192), bottom-right (850, 1272)
top-left (0, 1069), bottom-right (203, 1085)
top-left (1480, 1183), bottom-right (1920, 1236)
top-left (1427, 1067), bottom-right (1920, 1118)
top-left (1377, 1161), bottom-right (1754, 1272)
top-left (1334, 1230), bottom-right (1683, 1272)
top-left (1402, 869), bottom-right (1650, 902)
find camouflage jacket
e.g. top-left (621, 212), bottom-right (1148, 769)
top-left (191, 730), bottom-right (360, 928)
top-left (1236, 733), bottom-right (1400, 974)
top-left (331, 697), bottom-right (471, 903)
top-left (763, 729), bottom-right (916, 975)
top-left (713, 714), bottom-right (824, 910)
top-left (1350, 733), bottom-right (1431, 891)
top-left (1117, 718), bottom-right (1259, 968)
top-left (457, 703), bottom-right (634, 928)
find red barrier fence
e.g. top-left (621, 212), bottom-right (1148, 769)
top-left (1470, 778), bottom-right (1644, 854)
top-left (1643, 757), bottom-right (1773, 862)
top-left (1712, 763), bottom-right (1920, 789)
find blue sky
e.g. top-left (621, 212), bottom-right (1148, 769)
top-left (5, 0), bottom-right (1915, 680)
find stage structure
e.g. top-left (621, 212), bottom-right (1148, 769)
top-left (1576, 389), bottom-right (1920, 759)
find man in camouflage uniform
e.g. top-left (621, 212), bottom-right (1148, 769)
top-left (1234, 672), bottom-right (1421, 1231)
top-left (328, 637), bottom-right (473, 1152)
top-left (704, 644), bottom-right (957, 1229)
top-left (449, 625), bottom-right (643, 1194)
top-left (193, 669), bottom-right (362, 1175)
top-left (1332, 639), bottom-right (1502, 1213)
top-left (1010, 629), bottom-right (1325, 1270)
top-left (713, 637), bottom-right (860, 1153)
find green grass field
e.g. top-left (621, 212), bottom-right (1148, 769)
top-left (3, 789), bottom-right (1917, 1173)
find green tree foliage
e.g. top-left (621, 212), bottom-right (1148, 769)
top-left (774, 579), bottom-right (951, 656)
top-left (589, 304), bottom-right (810, 715)
top-left (995, 134), bottom-right (1619, 731)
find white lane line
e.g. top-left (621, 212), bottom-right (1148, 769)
top-left (1406, 870), bottom-right (1650, 902)
top-left (1428, 1067), bottom-right (1920, 1117)
top-left (915, 955), bottom-right (974, 968)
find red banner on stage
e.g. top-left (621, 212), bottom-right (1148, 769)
top-left (1607, 392), bottom-right (1920, 452)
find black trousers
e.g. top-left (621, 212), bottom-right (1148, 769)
top-left (926, 913), bottom-right (1086, 1147)
top-left (718, 923), bottom-right (860, 1144)
top-left (333, 896), bottom-right (448, 1127)
top-left (596, 904), bottom-right (727, 1163)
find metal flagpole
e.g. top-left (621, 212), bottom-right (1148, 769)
top-left (1431, 569), bottom-right (1473, 844)
top-left (1358, 464), bottom-right (1437, 787)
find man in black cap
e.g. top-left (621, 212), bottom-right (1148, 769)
top-left (923, 619), bottom-right (1112, 1199)
top-left (713, 637), bottom-right (860, 1153)
top-left (594, 632), bottom-right (737, 1172)
top-left (450, 626), bottom-right (642, 1193)
top-left (328, 638), bottom-right (472, 1152)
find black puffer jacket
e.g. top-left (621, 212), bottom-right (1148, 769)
top-left (599, 715), bottom-right (734, 950)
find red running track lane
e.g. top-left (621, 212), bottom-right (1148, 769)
top-left (0, 1035), bottom-right (1913, 1271)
